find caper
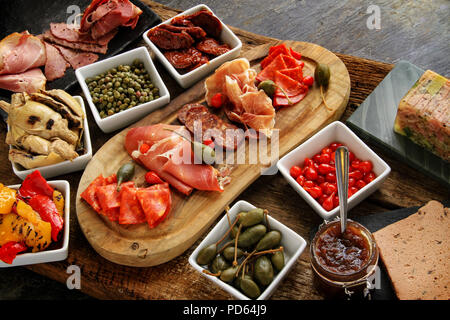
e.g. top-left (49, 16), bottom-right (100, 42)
top-left (238, 208), bottom-right (264, 227)
top-left (237, 224), bottom-right (267, 248)
top-left (254, 256), bottom-right (274, 286)
top-left (219, 266), bottom-right (239, 283)
top-left (210, 254), bottom-right (230, 274)
top-left (271, 251), bottom-right (285, 271)
top-left (240, 278), bottom-right (261, 299)
top-left (314, 63), bottom-right (330, 88)
top-left (196, 243), bottom-right (217, 265)
top-left (255, 230), bottom-right (281, 251)
top-left (257, 80), bottom-right (277, 97)
top-left (222, 247), bottom-right (244, 261)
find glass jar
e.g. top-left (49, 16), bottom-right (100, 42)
top-left (310, 219), bottom-right (379, 299)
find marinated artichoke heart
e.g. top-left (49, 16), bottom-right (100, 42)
top-left (0, 90), bottom-right (85, 169)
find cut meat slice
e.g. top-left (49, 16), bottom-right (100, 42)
top-left (136, 183), bottom-right (171, 228)
top-left (273, 91), bottom-right (308, 107)
top-left (0, 68), bottom-right (46, 94)
top-left (255, 54), bottom-right (287, 83)
top-left (0, 32), bottom-right (46, 75)
top-left (50, 23), bottom-right (117, 46)
top-left (54, 45), bottom-right (99, 69)
top-left (96, 181), bottom-right (134, 221)
top-left (42, 30), bottom-right (108, 54)
top-left (196, 38), bottom-right (230, 56)
top-left (281, 54), bottom-right (301, 69)
top-left (43, 42), bottom-right (69, 81)
top-left (80, 175), bottom-right (105, 213)
top-left (119, 185), bottom-right (146, 224)
top-left (240, 90), bottom-right (276, 137)
top-left (278, 67), bottom-right (303, 83)
top-left (274, 71), bottom-right (308, 97)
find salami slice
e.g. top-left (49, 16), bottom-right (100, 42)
top-left (196, 38), bottom-right (230, 56)
top-left (163, 48), bottom-right (203, 69)
top-left (119, 186), bottom-right (146, 225)
top-left (80, 175), bottom-right (105, 214)
top-left (136, 183), bottom-right (171, 228)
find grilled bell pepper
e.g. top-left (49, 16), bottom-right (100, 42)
top-left (0, 184), bottom-right (17, 214)
top-left (52, 190), bottom-right (65, 217)
top-left (28, 195), bottom-right (63, 241)
top-left (19, 170), bottom-right (54, 198)
top-left (0, 241), bottom-right (27, 264)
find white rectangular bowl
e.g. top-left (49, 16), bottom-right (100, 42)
top-left (277, 121), bottom-right (391, 220)
top-left (11, 96), bottom-right (92, 180)
top-left (143, 4), bottom-right (242, 88)
top-left (76, 46), bottom-right (170, 133)
top-left (189, 200), bottom-right (307, 300)
top-left (0, 180), bottom-right (70, 268)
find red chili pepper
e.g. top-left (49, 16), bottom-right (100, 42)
top-left (290, 166), bottom-right (302, 179)
top-left (322, 192), bottom-right (335, 211)
top-left (139, 143), bottom-right (150, 154)
top-left (210, 93), bottom-right (225, 108)
top-left (28, 195), bottom-right (63, 241)
top-left (145, 171), bottom-right (164, 185)
top-left (19, 170), bottom-right (54, 198)
top-left (0, 242), bottom-right (27, 264)
top-left (203, 139), bottom-right (215, 149)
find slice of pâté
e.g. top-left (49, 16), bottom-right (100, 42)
top-left (373, 201), bottom-right (449, 300)
top-left (394, 70), bottom-right (449, 161)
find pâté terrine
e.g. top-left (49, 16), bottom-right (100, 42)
top-left (394, 70), bottom-right (449, 161)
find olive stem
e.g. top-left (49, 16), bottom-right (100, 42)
top-left (215, 214), bottom-right (240, 247)
top-left (235, 250), bottom-right (256, 278)
top-left (263, 209), bottom-right (270, 231)
top-left (202, 269), bottom-right (221, 277)
top-left (320, 86), bottom-right (332, 112)
top-left (233, 224), bottom-right (243, 266)
top-left (217, 240), bottom-right (234, 254)
top-left (253, 246), bottom-right (284, 257)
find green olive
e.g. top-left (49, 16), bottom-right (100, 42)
top-left (196, 244), bottom-right (217, 265)
top-left (314, 63), bottom-right (330, 88)
top-left (222, 247), bottom-right (244, 261)
top-left (238, 208), bottom-right (265, 227)
top-left (240, 278), bottom-right (261, 299)
top-left (210, 254), bottom-right (230, 274)
top-left (271, 251), bottom-right (285, 271)
top-left (237, 224), bottom-right (267, 248)
top-left (255, 230), bottom-right (282, 251)
top-left (254, 256), bottom-right (274, 286)
top-left (219, 266), bottom-right (239, 283)
top-left (257, 80), bottom-right (277, 97)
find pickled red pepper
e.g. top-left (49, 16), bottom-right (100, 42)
top-left (19, 170), bottom-right (54, 198)
top-left (0, 242), bottom-right (27, 264)
top-left (28, 195), bottom-right (63, 241)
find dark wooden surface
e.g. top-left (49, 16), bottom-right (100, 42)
top-left (0, 0), bottom-right (448, 300)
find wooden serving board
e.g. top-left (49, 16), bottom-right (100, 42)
top-left (75, 40), bottom-right (350, 267)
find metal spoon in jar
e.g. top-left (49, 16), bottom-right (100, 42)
top-left (335, 146), bottom-right (349, 233)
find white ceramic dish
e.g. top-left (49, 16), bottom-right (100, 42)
top-left (11, 96), bottom-right (92, 180)
top-left (143, 4), bottom-right (242, 88)
top-left (189, 200), bottom-right (307, 300)
top-left (0, 180), bottom-right (70, 268)
top-left (277, 121), bottom-right (391, 220)
top-left (75, 46), bottom-right (170, 133)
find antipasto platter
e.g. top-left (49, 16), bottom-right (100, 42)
top-left (75, 39), bottom-right (351, 267)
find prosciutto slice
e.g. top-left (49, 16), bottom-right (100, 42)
top-left (80, 0), bottom-right (143, 39)
top-left (0, 68), bottom-right (46, 94)
top-left (54, 45), bottom-right (99, 69)
top-left (50, 23), bottom-right (117, 46)
top-left (42, 42), bottom-right (69, 81)
top-left (0, 32), bottom-right (46, 75)
top-left (125, 124), bottom-right (223, 195)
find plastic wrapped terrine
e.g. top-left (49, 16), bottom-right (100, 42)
top-left (394, 70), bottom-right (449, 161)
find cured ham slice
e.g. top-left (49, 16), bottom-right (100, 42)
top-left (50, 23), bottom-right (117, 46)
top-left (0, 68), bottom-right (46, 94)
top-left (125, 124), bottom-right (223, 195)
top-left (54, 45), bottom-right (99, 69)
top-left (80, 0), bottom-right (143, 39)
top-left (43, 42), bottom-right (70, 81)
top-left (43, 30), bottom-right (108, 54)
top-left (240, 90), bottom-right (276, 137)
top-left (0, 32), bottom-right (46, 75)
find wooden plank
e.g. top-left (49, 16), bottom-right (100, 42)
top-left (0, 1), bottom-right (447, 300)
top-left (75, 39), bottom-right (350, 267)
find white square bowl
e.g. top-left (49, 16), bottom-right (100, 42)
top-left (75, 46), bottom-right (170, 133)
top-left (189, 200), bottom-right (307, 300)
top-left (277, 121), bottom-right (391, 220)
top-left (0, 180), bottom-right (70, 268)
top-left (143, 4), bottom-right (242, 88)
top-left (11, 96), bottom-right (92, 180)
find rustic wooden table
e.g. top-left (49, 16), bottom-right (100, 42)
top-left (0, 0), bottom-right (448, 300)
